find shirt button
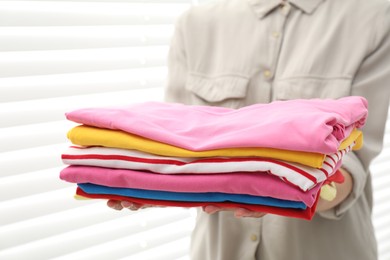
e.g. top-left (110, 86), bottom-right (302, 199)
top-left (272, 32), bottom-right (280, 38)
top-left (280, 4), bottom-right (290, 15)
top-left (263, 70), bottom-right (272, 78)
top-left (250, 234), bottom-right (258, 242)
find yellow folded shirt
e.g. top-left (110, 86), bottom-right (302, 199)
top-left (67, 125), bottom-right (362, 168)
top-left (74, 194), bottom-right (90, 200)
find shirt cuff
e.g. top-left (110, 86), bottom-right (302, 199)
top-left (316, 152), bottom-right (367, 220)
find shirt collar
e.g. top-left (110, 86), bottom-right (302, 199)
top-left (247, 0), bottom-right (325, 19)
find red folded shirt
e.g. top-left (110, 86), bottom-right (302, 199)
top-left (76, 188), bottom-right (319, 220)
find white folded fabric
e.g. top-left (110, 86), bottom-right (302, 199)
top-left (62, 144), bottom-right (353, 191)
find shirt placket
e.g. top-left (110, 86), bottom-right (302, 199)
top-left (263, 2), bottom-right (291, 102)
top-left (256, 4), bottom-right (292, 258)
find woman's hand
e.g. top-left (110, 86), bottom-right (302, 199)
top-left (107, 200), bottom-right (266, 218)
top-left (107, 199), bottom-right (151, 211)
top-left (202, 205), bottom-right (267, 218)
top-left (316, 168), bottom-right (353, 212)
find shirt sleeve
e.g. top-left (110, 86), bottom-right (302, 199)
top-left (318, 4), bottom-right (390, 220)
top-left (164, 14), bottom-right (190, 104)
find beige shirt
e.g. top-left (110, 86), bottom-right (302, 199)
top-left (165, 0), bottom-right (390, 259)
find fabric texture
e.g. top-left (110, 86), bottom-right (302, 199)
top-left (60, 165), bottom-right (322, 206)
top-left (75, 188), bottom-right (319, 220)
top-left (61, 144), bottom-right (352, 191)
top-left (67, 125), bottom-right (362, 168)
top-left (77, 183), bottom-right (307, 209)
top-left (66, 96), bottom-right (367, 154)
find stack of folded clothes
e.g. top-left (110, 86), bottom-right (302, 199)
top-left (59, 96), bottom-right (368, 220)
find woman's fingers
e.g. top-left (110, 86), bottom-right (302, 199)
top-left (107, 200), bottom-right (157, 211)
top-left (121, 201), bottom-right (145, 210)
top-left (202, 205), bottom-right (222, 214)
top-left (234, 208), bottom-right (267, 218)
top-left (108, 201), bottom-right (265, 216)
top-left (202, 205), bottom-right (266, 218)
top-left (107, 200), bottom-right (124, 211)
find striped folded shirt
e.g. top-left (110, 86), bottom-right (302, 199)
top-left (62, 144), bottom-right (353, 191)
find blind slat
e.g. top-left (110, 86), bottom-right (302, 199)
top-left (0, 203), bottom-right (123, 249)
top-left (0, 46), bottom-right (168, 78)
top-left (0, 187), bottom-right (87, 225)
top-left (14, 0), bottom-right (191, 2)
top-left (0, 25), bottom-right (173, 51)
top-left (0, 143), bottom-right (66, 177)
top-left (50, 216), bottom-right (194, 260)
top-left (1, 206), bottom-right (188, 251)
top-left (372, 173), bottom-right (390, 191)
top-left (0, 87), bottom-right (164, 127)
top-left (0, 121), bottom-right (73, 153)
top-left (0, 166), bottom-right (67, 201)
top-left (119, 236), bottom-right (191, 260)
top-left (371, 150), bottom-right (390, 165)
top-left (378, 242), bottom-right (390, 260)
top-left (0, 209), bottom-right (192, 260)
top-left (373, 196), bottom-right (390, 217)
top-left (0, 67), bottom-right (167, 102)
top-left (374, 214), bottom-right (390, 231)
top-left (0, 2), bottom-right (190, 26)
top-left (377, 229), bottom-right (390, 245)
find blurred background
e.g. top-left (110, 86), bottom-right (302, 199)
top-left (0, 0), bottom-right (389, 259)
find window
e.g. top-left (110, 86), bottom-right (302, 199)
top-left (0, 1), bottom-right (196, 259)
top-left (0, 1), bottom-right (389, 259)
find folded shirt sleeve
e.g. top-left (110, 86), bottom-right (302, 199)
top-left (318, 5), bottom-right (390, 220)
top-left (164, 13), bottom-right (190, 105)
top-left (317, 152), bottom-right (367, 220)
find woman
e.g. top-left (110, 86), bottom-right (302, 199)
top-left (109, 0), bottom-right (390, 259)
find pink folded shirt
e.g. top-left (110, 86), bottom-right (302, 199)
top-left (65, 96), bottom-right (367, 154)
top-left (62, 144), bottom-right (352, 191)
top-left (60, 165), bottom-right (322, 207)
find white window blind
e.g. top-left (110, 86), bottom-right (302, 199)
top-left (0, 1), bottom-right (196, 259)
top-left (372, 109), bottom-right (390, 260)
top-left (0, 1), bottom-right (389, 260)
